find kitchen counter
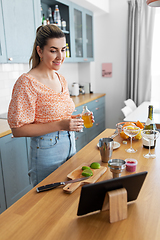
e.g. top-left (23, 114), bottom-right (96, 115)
top-left (71, 93), bottom-right (105, 107)
top-left (0, 119), bottom-right (11, 138)
top-left (0, 93), bottom-right (105, 138)
top-left (0, 128), bottom-right (160, 239)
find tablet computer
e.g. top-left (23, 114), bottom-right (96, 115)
top-left (77, 171), bottom-right (147, 216)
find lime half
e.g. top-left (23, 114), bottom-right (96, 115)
top-left (82, 166), bottom-right (90, 170)
top-left (82, 169), bottom-right (93, 177)
top-left (90, 162), bottom-right (101, 169)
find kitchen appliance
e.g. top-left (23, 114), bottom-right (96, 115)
top-left (71, 82), bottom-right (79, 96)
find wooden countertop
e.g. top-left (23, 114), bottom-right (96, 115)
top-left (0, 128), bottom-right (160, 240)
top-left (71, 93), bottom-right (105, 107)
top-left (0, 93), bottom-right (105, 138)
top-left (0, 119), bottom-right (11, 138)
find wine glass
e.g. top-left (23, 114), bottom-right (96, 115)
top-left (141, 130), bottom-right (159, 159)
top-left (123, 126), bottom-right (140, 153)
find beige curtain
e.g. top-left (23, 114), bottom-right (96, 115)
top-left (127, 0), bottom-right (155, 105)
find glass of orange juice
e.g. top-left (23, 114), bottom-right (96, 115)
top-left (82, 106), bottom-right (93, 128)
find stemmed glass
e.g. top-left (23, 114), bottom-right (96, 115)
top-left (141, 130), bottom-right (159, 159)
top-left (123, 126), bottom-right (140, 153)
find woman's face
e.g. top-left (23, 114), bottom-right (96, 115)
top-left (37, 37), bottom-right (66, 71)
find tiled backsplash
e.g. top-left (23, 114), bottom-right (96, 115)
top-left (0, 64), bottom-right (30, 115)
top-left (0, 63), bottom-right (79, 115)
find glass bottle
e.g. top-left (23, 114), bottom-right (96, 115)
top-left (42, 14), bottom-right (47, 26)
top-left (54, 5), bottom-right (61, 29)
top-left (143, 105), bottom-right (157, 149)
top-left (82, 106), bottom-right (93, 128)
top-left (48, 7), bottom-right (54, 24)
top-left (66, 43), bottom-right (70, 58)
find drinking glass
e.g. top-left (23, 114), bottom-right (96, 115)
top-left (123, 126), bottom-right (140, 153)
top-left (141, 130), bottom-right (159, 159)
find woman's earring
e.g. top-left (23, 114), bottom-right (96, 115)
top-left (40, 57), bottom-right (43, 62)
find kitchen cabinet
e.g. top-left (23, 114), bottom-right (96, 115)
top-left (73, 96), bottom-right (105, 151)
top-left (41, 0), bottom-right (73, 63)
top-left (40, 0), bottom-right (94, 62)
top-left (0, 161), bottom-right (6, 214)
top-left (0, 135), bottom-right (32, 208)
top-left (0, 0), bottom-right (41, 63)
top-left (71, 3), bottom-right (94, 62)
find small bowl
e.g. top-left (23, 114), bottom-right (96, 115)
top-left (125, 158), bottom-right (138, 172)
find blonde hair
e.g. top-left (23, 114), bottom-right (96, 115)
top-left (29, 25), bottom-right (65, 69)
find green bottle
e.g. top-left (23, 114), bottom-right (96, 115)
top-left (143, 105), bottom-right (156, 149)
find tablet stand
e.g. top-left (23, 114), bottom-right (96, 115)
top-left (102, 188), bottom-right (127, 223)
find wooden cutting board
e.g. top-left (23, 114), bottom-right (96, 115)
top-left (63, 163), bottom-right (107, 193)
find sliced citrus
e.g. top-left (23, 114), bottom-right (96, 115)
top-left (82, 166), bottom-right (90, 170)
top-left (120, 131), bottom-right (129, 139)
top-left (136, 120), bottom-right (144, 129)
top-left (134, 129), bottom-right (142, 140)
top-left (82, 169), bottom-right (93, 177)
top-left (90, 162), bottom-right (101, 169)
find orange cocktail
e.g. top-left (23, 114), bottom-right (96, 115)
top-left (82, 114), bottom-right (93, 128)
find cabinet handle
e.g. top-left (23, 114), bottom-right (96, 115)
top-left (84, 58), bottom-right (88, 61)
top-left (75, 137), bottom-right (79, 141)
top-left (96, 123), bottom-right (99, 126)
top-left (8, 57), bottom-right (13, 61)
top-left (74, 109), bottom-right (78, 112)
top-left (96, 107), bottom-right (99, 110)
top-left (95, 100), bottom-right (99, 102)
top-left (11, 135), bottom-right (14, 138)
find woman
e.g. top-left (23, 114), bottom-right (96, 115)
top-left (8, 24), bottom-right (85, 187)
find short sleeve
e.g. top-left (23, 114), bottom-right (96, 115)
top-left (8, 75), bottom-right (37, 128)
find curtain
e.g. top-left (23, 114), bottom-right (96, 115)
top-left (126, 0), bottom-right (155, 105)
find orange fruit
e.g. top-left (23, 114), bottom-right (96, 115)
top-left (120, 131), bottom-right (129, 139)
top-left (136, 120), bottom-right (144, 129)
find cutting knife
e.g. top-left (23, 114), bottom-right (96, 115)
top-left (36, 176), bottom-right (89, 193)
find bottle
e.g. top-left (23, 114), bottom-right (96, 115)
top-left (42, 14), bottom-right (47, 26)
top-left (54, 5), bottom-right (61, 29)
top-left (143, 105), bottom-right (157, 149)
top-left (48, 7), bottom-right (54, 24)
top-left (61, 19), bottom-right (66, 31)
top-left (82, 106), bottom-right (93, 128)
top-left (66, 43), bottom-right (70, 58)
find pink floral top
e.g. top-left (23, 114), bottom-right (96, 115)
top-left (8, 73), bottom-right (75, 128)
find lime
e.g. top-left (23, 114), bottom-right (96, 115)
top-left (82, 166), bottom-right (90, 170)
top-left (90, 162), bottom-right (101, 169)
top-left (82, 169), bottom-right (93, 177)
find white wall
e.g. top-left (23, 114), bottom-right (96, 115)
top-left (93, 0), bottom-right (128, 128)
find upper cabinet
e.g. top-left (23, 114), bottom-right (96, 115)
top-left (0, 0), bottom-right (94, 63)
top-left (71, 3), bottom-right (94, 62)
top-left (0, 0), bottom-right (41, 63)
top-left (40, 0), bottom-right (94, 62)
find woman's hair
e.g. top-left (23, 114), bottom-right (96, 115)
top-left (29, 24), bottom-right (65, 69)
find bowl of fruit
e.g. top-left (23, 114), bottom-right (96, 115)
top-left (116, 121), bottom-right (144, 140)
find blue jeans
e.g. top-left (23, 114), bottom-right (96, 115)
top-left (28, 131), bottom-right (76, 187)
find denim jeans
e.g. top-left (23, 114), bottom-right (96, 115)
top-left (28, 131), bottom-right (76, 186)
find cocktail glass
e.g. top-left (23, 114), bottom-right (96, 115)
top-left (141, 130), bottom-right (159, 159)
top-left (123, 126), bottom-right (140, 153)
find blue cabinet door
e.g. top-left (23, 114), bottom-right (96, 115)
top-left (0, 135), bottom-right (32, 208)
top-left (0, 159), bottom-right (6, 213)
top-left (1, 0), bottom-right (39, 63)
top-left (0, 0), bottom-right (7, 62)
top-left (71, 2), bottom-right (94, 62)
